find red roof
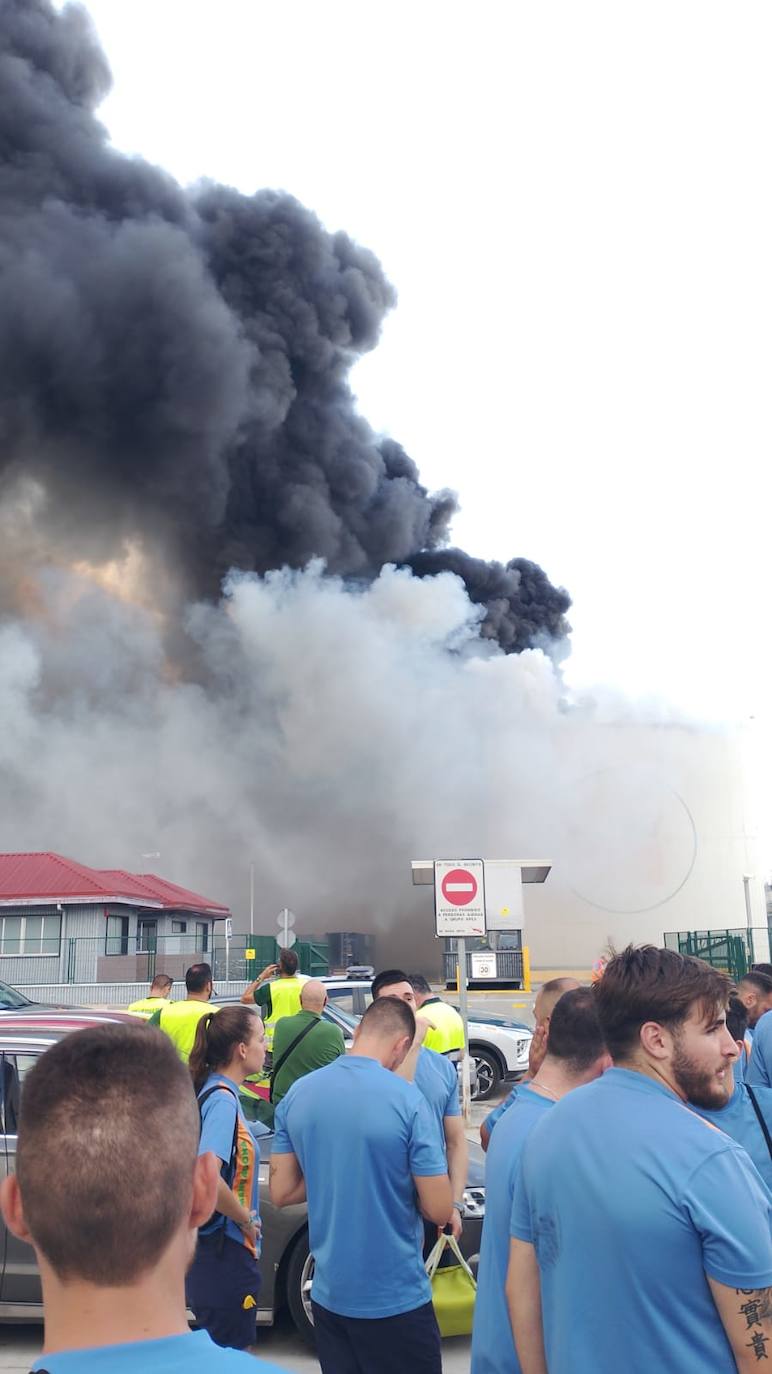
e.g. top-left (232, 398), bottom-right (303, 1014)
top-left (0, 853), bottom-right (229, 917)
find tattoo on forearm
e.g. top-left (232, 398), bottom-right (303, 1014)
top-left (736, 1289), bottom-right (772, 1360)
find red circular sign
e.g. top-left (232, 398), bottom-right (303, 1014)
top-left (441, 868), bottom-right (478, 907)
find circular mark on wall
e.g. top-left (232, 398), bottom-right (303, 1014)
top-left (561, 765), bottom-right (698, 915)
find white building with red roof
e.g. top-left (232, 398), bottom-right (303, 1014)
top-left (0, 852), bottom-right (230, 989)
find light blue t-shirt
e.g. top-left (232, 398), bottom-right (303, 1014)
top-left (511, 1067), bottom-right (772, 1374)
top-left (197, 1074), bottom-right (260, 1253)
top-left (471, 1085), bottom-right (552, 1374)
top-left (31, 1329), bottom-right (284, 1371)
top-left (414, 1046), bottom-right (460, 1156)
top-left (482, 1083), bottom-right (518, 1140)
top-left (273, 1054), bottom-right (447, 1318)
top-left (748, 1009), bottom-right (772, 1086)
top-left (693, 1080), bottom-right (772, 1197)
top-left (733, 1044), bottom-right (748, 1085)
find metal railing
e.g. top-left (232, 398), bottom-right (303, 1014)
top-left (662, 928), bottom-right (769, 981)
top-left (0, 933), bottom-right (330, 987)
top-left (9, 979), bottom-right (256, 1007)
top-left (443, 948), bottom-right (524, 988)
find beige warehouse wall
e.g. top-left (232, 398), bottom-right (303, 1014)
top-left (520, 723), bottom-right (764, 968)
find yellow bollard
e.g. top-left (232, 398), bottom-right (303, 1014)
top-left (522, 945), bottom-right (531, 993)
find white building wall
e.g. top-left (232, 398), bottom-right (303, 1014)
top-left (520, 723), bottom-right (765, 968)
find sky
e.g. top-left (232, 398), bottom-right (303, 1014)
top-left (77, 0), bottom-right (772, 722)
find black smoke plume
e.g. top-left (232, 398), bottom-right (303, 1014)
top-left (0, 0), bottom-right (570, 652)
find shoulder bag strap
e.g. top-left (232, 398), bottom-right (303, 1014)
top-left (746, 1084), bottom-right (772, 1161)
top-left (269, 1018), bottom-right (321, 1102)
top-left (198, 1084), bottom-right (240, 1186)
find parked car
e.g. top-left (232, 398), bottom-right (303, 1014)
top-left (0, 1011), bottom-right (485, 1348)
top-left (320, 978), bottom-right (533, 1101)
top-left (0, 981), bottom-right (65, 1012)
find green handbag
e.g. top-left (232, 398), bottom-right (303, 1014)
top-left (424, 1233), bottom-right (477, 1337)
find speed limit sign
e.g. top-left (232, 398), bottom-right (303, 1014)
top-left (471, 951), bottom-right (497, 980)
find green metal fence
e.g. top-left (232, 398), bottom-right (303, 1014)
top-left (221, 936), bottom-right (329, 981)
top-left (662, 928), bottom-right (768, 981)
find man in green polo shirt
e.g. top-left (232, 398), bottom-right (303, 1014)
top-left (270, 980), bottom-right (345, 1107)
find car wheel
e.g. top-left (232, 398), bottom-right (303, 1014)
top-left (285, 1230), bottom-right (317, 1349)
top-left (470, 1046), bottom-right (502, 1101)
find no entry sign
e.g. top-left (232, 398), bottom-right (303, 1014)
top-left (434, 859), bottom-right (486, 936)
top-left (441, 868), bottom-right (479, 906)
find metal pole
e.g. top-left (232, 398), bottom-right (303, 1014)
top-left (743, 874), bottom-right (754, 963)
top-left (457, 935), bottom-right (472, 1123)
top-left (249, 863), bottom-right (254, 938)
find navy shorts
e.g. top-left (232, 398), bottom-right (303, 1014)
top-left (311, 1299), bottom-right (441, 1374)
top-left (186, 1231), bottom-right (261, 1350)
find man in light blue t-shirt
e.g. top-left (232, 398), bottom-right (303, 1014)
top-left (0, 1023), bottom-right (285, 1374)
top-left (692, 994), bottom-right (772, 1197)
top-left (371, 969), bottom-right (467, 1246)
top-left (471, 988), bottom-right (609, 1374)
top-left (747, 993), bottom-right (772, 1088)
top-left (271, 996), bottom-right (450, 1374)
top-left (480, 977), bottom-right (580, 1151)
top-left (508, 945), bottom-right (772, 1374)
top-left (738, 970), bottom-right (772, 1060)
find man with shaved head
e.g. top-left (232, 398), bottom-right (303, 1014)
top-left (269, 978), bottom-right (345, 1108)
top-left (480, 976), bottom-right (581, 1150)
top-left (1, 1023), bottom-right (286, 1373)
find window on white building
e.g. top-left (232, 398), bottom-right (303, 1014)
top-left (0, 913), bottom-right (61, 956)
top-left (105, 915), bottom-right (130, 956)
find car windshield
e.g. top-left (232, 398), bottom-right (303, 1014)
top-left (327, 1005), bottom-right (359, 1033)
top-left (0, 980), bottom-right (32, 1009)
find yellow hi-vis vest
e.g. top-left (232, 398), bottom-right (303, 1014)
top-left (127, 995), bottom-right (171, 1020)
top-left (421, 998), bottom-right (465, 1055)
top-left (264, 975), bottom-right (306, 1050)
top-left (242, 975), bottom-right (307, 1099)
top-left (157, 999), bottom-right (214, 1062)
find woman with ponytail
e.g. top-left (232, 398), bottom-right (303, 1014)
top-left (185, 1004), bottom-right (266, 1351)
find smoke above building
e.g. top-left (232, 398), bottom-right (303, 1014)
top-left (0, 0), bottom-right (570, 648)
top-left (0, 1), bottom-right (751, 966)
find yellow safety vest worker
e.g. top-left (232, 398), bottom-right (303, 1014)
top-left (156, 1000), bottom-right (214, 1062)
top-left (263, 975), bottom-right (307, 1051)
top-left (127, 995), bottom-right (171, 1020)
top-left (241, 975), bottom-right (308, 1103)
top-left (420, 997), bottom-right (465, 1055)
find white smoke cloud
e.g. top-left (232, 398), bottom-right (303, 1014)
top-left (0, 561), bottom-right (756, 968)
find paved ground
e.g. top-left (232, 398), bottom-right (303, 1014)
top-left (0, 989), bottom-right (533, 1371)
